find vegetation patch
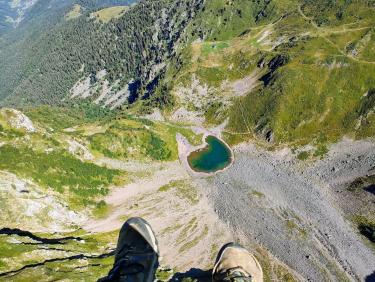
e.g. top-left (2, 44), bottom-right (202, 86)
top-left (24, 104), bottom-right (115, 131)
top-left (347, 174), bottom-right (375, 193)
top-left (297, 151), bottom-right (310, 160)
top-left (159, 180), bottom-right (198, 205)
top-left (249, 190), bottom-right (265, 198)
top-left (179, 225), bottom-right (208, 253)
top-left (92, 200), bottom-right (112, 219)
top-left (201, 42), bottom-right (230, 56)
top-left (89, 121), bottom-right (172, 161)
top-left (156, 267), bottom-right (174, 281)
top-left (353, 215), bottom-right (375, 244)
top-left (65, 4), bottom-right (82, 20)
top-left (91, 6), bottom-right (129, 23)
top-left (0, 145), bottom-right (121, 204)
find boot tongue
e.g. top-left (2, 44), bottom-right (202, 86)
top-left (223, 267), bottom-right (252, 282)
top-left (107, 253), bottom-right (155, 281)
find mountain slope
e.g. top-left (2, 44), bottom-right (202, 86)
top-left (1, 0), bottom-right (374, 147)
top-left (0, 0), bottom-right (204, 107)
top-left (0, 0), bottom-right (41, 33)
top-left (0, 0), bottom-right (138, 105)
top-left (163, 0), bottom-right (375, 145)
top-left (1, 1), bottom-right (375, 280)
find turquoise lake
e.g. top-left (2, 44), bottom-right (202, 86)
top-left (187, 135), bottom-right (232, 173)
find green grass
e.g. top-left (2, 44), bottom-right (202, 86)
top-left (159, 180), bottom-right (199, 204)
top-left (0, 236), bottom-right (38, 259)
top-left (88, 120), bottom-right (172, 161)
top-left (195, 67), bottom-right (226, 87)
top-left (184, 0), bottom-right (282, 41)
top-left (24, 104), bottom-right (115, 131)
top-left (297, 151), bottom-right (310, 160)
top-left (88, 118), bottom-right (200, 161)
top-left (65, 4), bottom-right (82, 20)
top-left (179, 226), bottom-right (208, 253)
top-left (359, 29), bottom-right (375, 61)
top-left (285, 219), bottom-right (307, 238)
top-left (347, 174), bottom-right (375, 192)
top-left (201, 42), bottom-right (230, 56)
top-left (301, 0), bottom-right (375, 27)
top-left (249, 190), bottom-right (265, 198)
top-left (158, 182), bottom-right (174, 192)
top-left (177, 217), bottom-right (198, 243)
top-left (92, 200), bottom-right (112, 219)
top-left (275, 264), bottom-right (297, 282)
top-left (0, 144), bottom-right (121, 206)
top-left (253, 247), bottom-right (297, 282)
top-left (313, 144), bottom-right (328, 158)
top-left (227, 33), bottom-right (375, 145)
top-left (161, 224), bottom-right (183, 235)
top-left (328, 29), bottom-right (370, 52)
top-left (165, 1), bottom-right (375, 146)
top-left (91, 6), bottom-right (128, 23)
top-left (248, 38), bottom-right (261, 48)
top-left (156, 268), bottom-right (174, 281)
top-left (0, 230), bottom-right (120, 280)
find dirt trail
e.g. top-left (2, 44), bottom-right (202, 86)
top-left (297, 5), bottom-right (375, 65)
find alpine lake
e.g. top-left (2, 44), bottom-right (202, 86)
top-left (187, 135), bottom-right (232, 173)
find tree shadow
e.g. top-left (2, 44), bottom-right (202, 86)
top-left (170, 268), bottom-right (212, 282)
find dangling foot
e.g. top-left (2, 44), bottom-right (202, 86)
top-left (212, 243), bottom-right (263, 282)
top-left (101, 217), bottom-right (159, 282)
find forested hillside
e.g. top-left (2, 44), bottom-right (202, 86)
top-left (0, 0), bottom-right (203, 107)
top-left (0, 0), bottom-right (139, 105)
top-left (1, 0), bottom-right (374, 146)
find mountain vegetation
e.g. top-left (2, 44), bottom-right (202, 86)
top-left (1, 0), bottom-right (374, 147)
top-left (0, 0), bottom-right (375, 280)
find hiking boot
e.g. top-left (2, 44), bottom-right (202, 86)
top-left (212, 243), bottom-right (263, 282)
top-left (100, 217), bottom-right (159, 282)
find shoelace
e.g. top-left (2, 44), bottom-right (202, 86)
top-left (218, 267), bottom-right (253, 282)
top-left (106, 245), bottom-right (156, 280)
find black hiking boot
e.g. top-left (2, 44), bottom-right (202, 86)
top-left (99, 217), bottom-right (159, 282)
top-left (212, 243), bottom-right (263, 282)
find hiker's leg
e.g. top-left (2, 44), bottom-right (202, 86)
top-left (99, 217), bottom-right (159, 282)
top-left (212, 243), bottom-right (263, 282)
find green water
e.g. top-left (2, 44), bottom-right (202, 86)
top-left (187, 135), bottom-right (232, 173)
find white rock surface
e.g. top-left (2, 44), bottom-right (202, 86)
top-left (1, 108), bottom-right (36, 132)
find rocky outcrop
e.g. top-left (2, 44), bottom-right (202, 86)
top-left (0, 108), bottom-right (36, 132)
top-left (259, 54), bottom-right (289, 86)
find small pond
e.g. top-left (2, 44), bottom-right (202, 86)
top-left (187, 135), bottom-right (232, 173)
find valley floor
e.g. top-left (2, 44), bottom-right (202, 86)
top-left (0, 118), bottom-right (374, 281)
top-left (78, 138), bottom-right (375, 281)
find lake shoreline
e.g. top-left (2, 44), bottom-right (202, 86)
top-left (176, 128), bottom-right (234, 178)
